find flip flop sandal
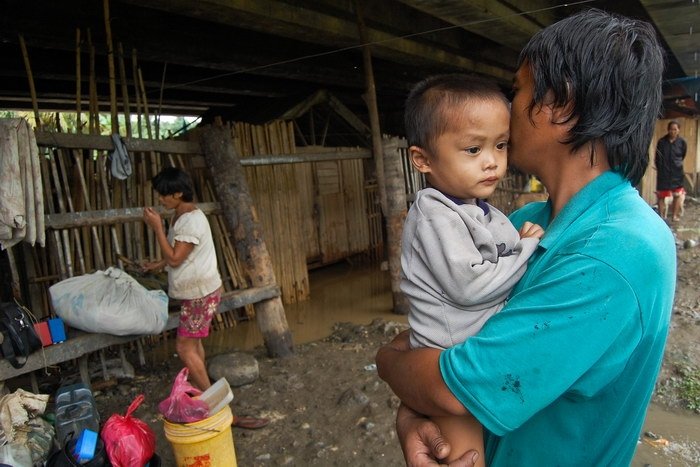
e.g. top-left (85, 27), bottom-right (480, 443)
top-left (232, 416), bottom-right (270, 429)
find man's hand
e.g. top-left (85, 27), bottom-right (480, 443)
top-left (397, 404), bottom-right (479, 467)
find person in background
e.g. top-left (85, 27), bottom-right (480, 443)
top-left (376, 9), bottom-right (676, 466)
top-left (143, 167), bottom-right (269, 429)
top-left (400, 73), bottom-right (543, 464)
top-left (655, 120), bottom-right (687, 222)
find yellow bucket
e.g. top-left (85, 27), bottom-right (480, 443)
top-left (163, 405), bottom-right (237, 467)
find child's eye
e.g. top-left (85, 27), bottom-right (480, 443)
top-left (465, 146), bottom-right (481, 155)
top-left (496, 141), bottom-right (509, 150)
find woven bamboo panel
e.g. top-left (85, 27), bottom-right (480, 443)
top-left (234, 121), bottom-right (311, 303)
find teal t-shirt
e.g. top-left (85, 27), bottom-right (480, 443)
top-left (440, 171), bottom-right (676, 466)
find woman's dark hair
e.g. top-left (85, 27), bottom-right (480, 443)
top-left (518, 8), bottom-right (664, 185)
top-left (152, 167), bottom-right (195, 202)
top-left (404, 74), bottom-right (509, 155)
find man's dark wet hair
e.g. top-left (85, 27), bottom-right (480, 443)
top-left (518, 8), bottom-right (664, 186)
top-left (152, 167), bottom-right (195, 202)
top-left (404, 74), bottom-right (509, 155)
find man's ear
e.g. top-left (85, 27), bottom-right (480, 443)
top-left (546, 83), bottom-right (577, 128)
top-left (550, 101), bottom-right (576, 128)
top-left (409, 146), bottom-right (431, 174)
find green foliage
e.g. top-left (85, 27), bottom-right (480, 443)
top-left (677, 364), bottom-right (700, 413)
top-left (0, 109), bottom-right (199, 138)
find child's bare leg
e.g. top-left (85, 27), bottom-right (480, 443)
top-left (431, 413), bottom-right (485, 466)
top-left (176, 336), bottom-right (211, 390)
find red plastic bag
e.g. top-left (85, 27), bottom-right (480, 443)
top-left (157, 367), bottom-right (209, 423)
top-left (101, 394), bottom-right (156, 467)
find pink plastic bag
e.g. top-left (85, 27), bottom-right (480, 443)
top-left (101, 394), bottom-right (156, 467)
top-left (157, 367), bottom-right (209, 423)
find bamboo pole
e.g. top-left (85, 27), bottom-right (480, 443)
top-left (72, 150), bottom-right (105, 269)
top-left (103, 0), bottom-right (119, 135)
top-left (18, 35), bottom-right (41, 129)
top-left (155, 62), bottom-right (168, 140)
top-left (56, 148), bottom-right (86, 274)
top-left (76, 28), bottom-right (82, 134)
top-left (117, 43), bottom-right (137, 259)
top-left (87, 30), bottom-right (98, 135)
top-left (48, 152), bottom-right (75, 277)
top-left (131, 50), bottom-right (143, 138)
top-left (39, 156), bottom-right (68, 279)
top-left (137, 68), bottom-right (152, 140)
top-left (117, 43), bottom-right (132, 137)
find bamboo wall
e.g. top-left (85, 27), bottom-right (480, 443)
top-left (230, 122), bottom-right (374, 302)
top-left (21, 136), bottom-right (250, 327)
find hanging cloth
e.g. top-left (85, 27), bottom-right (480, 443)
top-left (110, 133), bottom-right (132, 180)
top-left (0, 118), bottom-right (44, 250)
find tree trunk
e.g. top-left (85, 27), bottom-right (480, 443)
top-left (200, 124), bottom-right (294, 357)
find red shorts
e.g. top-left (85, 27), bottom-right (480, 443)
top-left (177, 288), bottom-right (221, 338)
top-left (657, 187), bottom-right (685, 199)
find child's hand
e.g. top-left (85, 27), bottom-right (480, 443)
top-left (143, 207), bottom-right (163, 232)
top-left (141, 261), bottom-right (164, 273)
top-left (519, 221), bottom-right (544, 240)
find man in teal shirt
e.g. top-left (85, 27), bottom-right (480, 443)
top-left (377, 9), bottom-right (676, 466)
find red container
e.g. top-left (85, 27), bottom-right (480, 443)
top-left (33, 321), bottom-right (53, 347)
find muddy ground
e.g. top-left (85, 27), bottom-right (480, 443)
top-left (22, 200), bottom-right (700, 466)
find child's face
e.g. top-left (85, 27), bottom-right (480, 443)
top-left (157, 192), bottom-right (183, 210)
top-left (413, 98), bottom-right (509, 200)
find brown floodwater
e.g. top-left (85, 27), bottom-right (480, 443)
top-left (204, 261), bottom-right (402, 354)
top-left (161, 261), bottom-right (699, 465)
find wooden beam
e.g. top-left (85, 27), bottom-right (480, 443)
top-left (0, 285), bottom-right (280, 381)
top-left (35, 131), bottom-right (201, 154)
top-left (121, 0), bottom-right (514, 82)
top-left (44, 203), bottom-right (217, 229)
top-left (398, 0), bottom-right (550, 51)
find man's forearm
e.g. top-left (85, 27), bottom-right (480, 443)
top-left (376, 345), bottom-right (467, 417)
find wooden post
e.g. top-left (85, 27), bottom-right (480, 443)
top-left (382, 138), bottom-right (409, 314)
top-left (355, 1), bottom-right (409, 314)
top-left (200, 124), bottom-right (294, 358)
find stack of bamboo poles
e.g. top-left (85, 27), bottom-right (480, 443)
top-left (232, 121), bottom-right (311, 304)
top-left (230, 120), bottom-right (376, 303)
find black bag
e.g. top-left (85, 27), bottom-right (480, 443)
top-left (46, 435), bottom-right (111, 467)
top-left (0, 301), bottom-right (43, 368)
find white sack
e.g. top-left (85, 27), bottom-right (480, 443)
top-left (49, 267), bottom-right (169, 336)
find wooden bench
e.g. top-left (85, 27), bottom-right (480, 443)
top-left (0, 285), bottom-right (280, 391)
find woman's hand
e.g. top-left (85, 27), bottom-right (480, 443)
top-left (141, 260), bottom-right (165, 273)
top-left (143, 207), bottom-right (163, 232)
